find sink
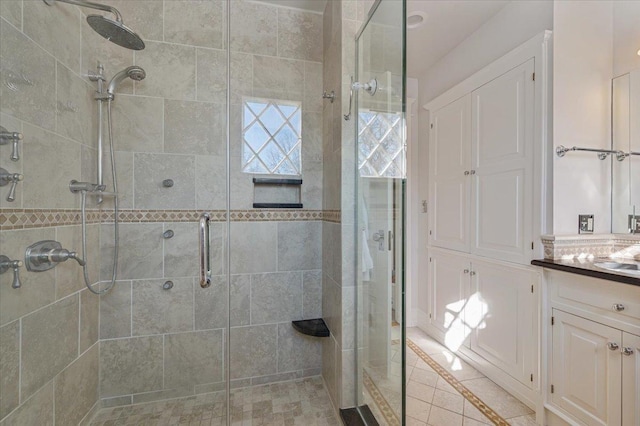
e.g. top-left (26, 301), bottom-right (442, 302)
top-left (594, 261), bottom-right (640, 276)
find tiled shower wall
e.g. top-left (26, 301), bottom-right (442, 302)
top-left (93, 0), bottom-right (326, 408)
top-left (0, 0), bottom-right (103, 423)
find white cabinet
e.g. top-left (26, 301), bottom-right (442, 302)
top-left (551, 310), bottom-right (622, 426)
top-left (622, 332), bottom-right (640, 426)
top-left (428, 59), bottom-right (536, 265)
top-left (429, 95), bottom-right (471, 253)
top-left (547, 271), bottom-right (640, 426)
top-left (427, 249), bottom-right (538, 389)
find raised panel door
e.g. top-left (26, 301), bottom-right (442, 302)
top-left (552, 310), bottom-right (622, 426)
top-left (622, 332), bottom-right (640, 426)
top-left (429, 95), bottom-right (471, 252)
top-left (471, 59), bottom-right (535, 264)
top-left (469, 260), bottom-right (537, 387)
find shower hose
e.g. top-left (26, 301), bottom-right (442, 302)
top-left (79, 99), bottom-right (119, 295)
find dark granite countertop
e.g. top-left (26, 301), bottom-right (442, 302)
top-left (531, 258), bottom-right (640, 286)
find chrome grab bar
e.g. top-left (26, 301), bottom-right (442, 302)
top-left (199, 212), bottom-right (211, 288)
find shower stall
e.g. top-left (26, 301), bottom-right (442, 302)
top-left (0, 0), bottom-right (405, 424)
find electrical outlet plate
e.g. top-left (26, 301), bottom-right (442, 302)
top-left (579, 214), bottom-right (594, 234)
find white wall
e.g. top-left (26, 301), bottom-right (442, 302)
top-left (553, 1), bottom-right (613, 235)
top-left (613, 1), bottom-right (640, 77)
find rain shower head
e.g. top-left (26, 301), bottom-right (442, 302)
top-left (107, 66), bottom-right (146, 95)
top-left (43, 0), bottom-right (145, 50)
top-left (87, 15), bottom-right (145, 51)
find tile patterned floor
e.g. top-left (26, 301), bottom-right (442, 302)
top-left (89, 377), bottom-right (339, 426)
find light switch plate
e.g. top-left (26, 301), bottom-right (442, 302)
top-left (629, 215), bottom-right (640, 233)
top-left (579, 214), bottom-right (594, 234)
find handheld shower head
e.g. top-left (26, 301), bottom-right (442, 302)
top-left (107, 66), bottom-right (146, 95)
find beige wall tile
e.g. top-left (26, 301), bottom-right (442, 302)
top-left (194, 275), bottom-right (227, 330)
top-left (132, 278), bottom-right (193, 335)
top-left (230, 0), bottom-right (277, 56)
top-left (0, 380), bottom-right (53, 426)
top-left (163, 222), bottom-right (198, 278)
top-left (21, 295), bottom-right (79, 400)
top-left (102, 151), bottom-right (134, 209)
top-left (251, 271), bottom-right (302, 324)
top-left (302, 270), bottom-right (322, 319)
top-left (99, 281), bottom-right (132, 339)
top-left (277, 323), bottom-right (321, 372)
top-left (253, 56), bottom-right (304, 102)
top-left (230, 324), bottom-right (277, 379)
top-left (54, 344), bottom-right (99, 426)
top-left (101, 223), bottom-right (164, 280)
top-left (135, 41), bottom-right (196, 100)
top-left (164, 330), bottom-right (224, 388)
top-left (304, 62), bottom-right (324, 113)
top-left (196, 48), bottom-right (227, 103)
top-left (229, 222), bottom-right (277, 274)
top-left (277, 221), bottom-right (322, 271)
top-left (21, 124), bottom-right (81, 209)
top-left (164, 100), bottom-right (225, 156)
top-left (164, 0), bottom-right (225, 49)
top-left (110, 94), bottom-right (164, 153)
top-left (55, 225), bottom-right (86, 299)
top-left (0, 228), bottom-right (56, 326)
top-left (278, 9), bottom-right (323, 62)
top-left (80, 289), bottom-right (99, 353)
top-left (23, 0), bottom-right (81, 71)
top-left (0, 20), bottom-right (56, 131)
top-left (56, 62), bottom-right (95, 146)
top-left (133, 153), bottom-right (196, 210)
top-left (100, 336), bottom-right (163, 397)
top-left (195, 155), bottom-right (226, 210)
top-left (0, 0), bottom-right (22, 29)
top-left (0, 321), bottom-right (20, 418)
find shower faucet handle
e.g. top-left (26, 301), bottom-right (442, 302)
top-left (25, 240), bottom-right (86, 272)
top-left (0, 255), bottom-right (23, 289)
top-left (0, 168), bottom-right (24, 202)
top-left (0, 126), bottom-right (23, 161)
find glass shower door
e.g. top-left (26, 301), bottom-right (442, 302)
top-left (354, 0), bottom-right (406, 424)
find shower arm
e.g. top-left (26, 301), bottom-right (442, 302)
top-left (43, 0), bottom-right (122, 22)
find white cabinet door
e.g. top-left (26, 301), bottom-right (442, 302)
top-left (552, 310), bottom-right (622, 426)
top-left (428, 250), bottom-right (469, 349)
top-left (622, 332), bottom-right (640, 426)
top-left (469, 260), bottom-right (537, 387)
top-left (471, 59), bottom-right (535, 264)
top-left (429, 95), bottom-right (471, 252)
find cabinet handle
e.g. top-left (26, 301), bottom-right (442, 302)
top-left (470, 170), bottom-right (476, 175)
top-left (622, 347), bottom-right (634, 356)
top-left (470, 271), bottom-right (476, 276)
top-left (463, 269), bottom-right (469, 274)
top-left (607, 342), bottom-right (620, 351)
top-left (464, 171), bottom-right (470, 176)
top-left (612, 303), bottom-right (625, 312)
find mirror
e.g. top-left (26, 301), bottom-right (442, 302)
top-left (612, 69), bottom-right (640, 234)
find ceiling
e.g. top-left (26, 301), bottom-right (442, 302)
top-left (407, 0), bottom-right (510, 77)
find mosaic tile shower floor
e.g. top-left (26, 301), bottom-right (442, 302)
top-left (89, 377), bottom-right (339, 426)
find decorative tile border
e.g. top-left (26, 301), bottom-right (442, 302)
top-left (1, 208), bottom-right (340, 230)
top-left (407, 339), bottom-right (510, 426)
top-left (541, 234), bottom-right (640, 260)
top-left (363, 371), bottom-right (400, 426)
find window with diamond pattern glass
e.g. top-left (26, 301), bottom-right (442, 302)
top-left (358, 111), bottom-right (404, 178)
top-left (242, 98), bottom-right (302, 175)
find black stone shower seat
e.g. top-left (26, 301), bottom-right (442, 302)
top-left (291, 318), bottom-right (330, 337)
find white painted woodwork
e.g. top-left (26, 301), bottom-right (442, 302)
top-left (622, 332), bottom-right (640, 426)
top-left (429, 95), bottom-right (471, 252)
top-left (428, 250), bottom-right (469, 340)
top-left (471, 59), bottom-right (535, 263)
top-left (469, 260), bottom-right (537, 387)
top-left (551, 310), bottom-right (622, 426)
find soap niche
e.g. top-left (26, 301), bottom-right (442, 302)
top-left (252, 178), bottom-right (303, 209)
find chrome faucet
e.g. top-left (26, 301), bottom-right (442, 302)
top-left (0, 167), bottom-right (24, 202)
top-left (0, 255), bottom-right (23, 288)
top-left (25, 240), bottom-right (85, 272)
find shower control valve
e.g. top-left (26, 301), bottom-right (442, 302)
top-left (25, 240), bottom-right (86, 273)
top-left (0, 167), bottom-right (24, 202)
top-left (0, 255), bottom-right (23, 289)
top-left (0, 126), bottom-right (23, 161)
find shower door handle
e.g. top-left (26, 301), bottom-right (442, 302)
top-left (199, 213), bottom-right (212, 288)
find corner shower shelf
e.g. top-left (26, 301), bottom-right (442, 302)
top-left (292, 318), bottom-right (330, 337)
